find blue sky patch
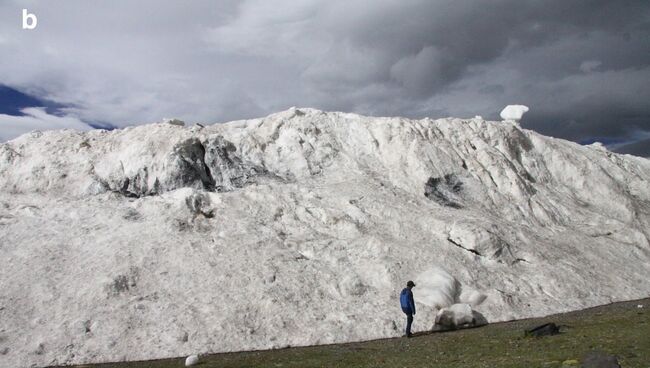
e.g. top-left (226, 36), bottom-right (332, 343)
top-left (0, 85), bottom-right (66, 116)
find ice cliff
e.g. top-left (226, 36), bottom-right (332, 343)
top-left (1, 108), bottom-right (649, 367)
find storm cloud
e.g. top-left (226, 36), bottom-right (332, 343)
top-left (1, 0), bottom-right (649, 155)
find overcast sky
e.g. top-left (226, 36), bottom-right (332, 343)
top-left (1, 1), bottom-right (649, 155)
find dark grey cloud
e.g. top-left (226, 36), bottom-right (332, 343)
top-left (1, 0), bottom-right (649, 155)
top-left (613, 138), bottom-right (650, 158)
top-left (302, 0), bottom-right (650, 149)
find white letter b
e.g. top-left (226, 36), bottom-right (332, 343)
top-left (22, 9), bottom-right (38, 30)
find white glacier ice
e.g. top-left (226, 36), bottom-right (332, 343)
top-left (500, 105), bottom-right (529, 122)
top-left (0, 107), bottom-right (649, 367)
top-left (434, 303), bottom-right (474, 328)
top-left (185, 354), bottom-right (199, 366)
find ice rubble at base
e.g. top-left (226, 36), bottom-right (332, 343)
top-left (0, 107), bottom-right (649, 367)
top-left (433, 303), bottom-right (487, 331)
top-left (184, 354), bottom-right (199, 366)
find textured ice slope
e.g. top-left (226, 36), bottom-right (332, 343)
top-left (1, 108), bottom-right (650, 367)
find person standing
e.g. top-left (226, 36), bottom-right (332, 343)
top-left (400, 280), bottom-right (416, 337)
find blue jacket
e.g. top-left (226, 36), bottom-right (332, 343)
top-left (400, 288), bottom-right (416, 314)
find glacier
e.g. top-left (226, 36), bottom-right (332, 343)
top-left (1, 107), bottom-right (649, 367)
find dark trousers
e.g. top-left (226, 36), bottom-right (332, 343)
top-left (404, 312), bottom-right (413, 335)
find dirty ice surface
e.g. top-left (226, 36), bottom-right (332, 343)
top-left (1, 108), bottom-right (649, 367)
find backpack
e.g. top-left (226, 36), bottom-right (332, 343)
top-left (525, 322), bottom-right (560, 337)
top-left (400, 289), bottom-right (411, 310)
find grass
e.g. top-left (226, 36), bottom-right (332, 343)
top-left (62, 298), bottom-right (649, 368)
